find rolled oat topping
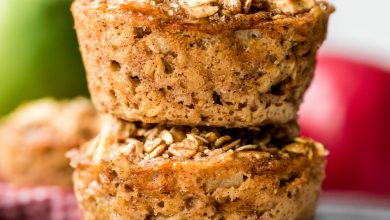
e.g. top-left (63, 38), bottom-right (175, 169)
top-left (68, 118), bottom-right (330, 166)
top-left (96, 0), bottom-right (317, 18)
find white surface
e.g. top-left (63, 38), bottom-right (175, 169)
top-left (323, 0), bottom-right (390, 69)
top-left (317, 192), bottom-right (390, 220)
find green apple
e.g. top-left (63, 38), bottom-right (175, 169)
top-left (0, 0), bottom-right (88, 116)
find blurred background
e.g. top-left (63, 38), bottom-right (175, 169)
top-left (322, 0), bottom-right (390, 69)
top-left (299, 0), bottom-right (390, 216)
top-left (0, 0), bottom-right (88, 116)
top-left (299, 0), bottom-right (390, 196)
top-left (0, 0), bottom-right (389, 214)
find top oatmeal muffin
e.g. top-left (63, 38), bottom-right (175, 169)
top-left (73, 0), bottom-right (333, 127)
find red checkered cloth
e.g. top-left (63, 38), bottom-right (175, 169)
top-left (0, 182), bottom-right (81, 220)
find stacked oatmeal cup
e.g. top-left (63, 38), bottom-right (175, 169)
top-left (70, 0), bottom-right (333, 219)
top-left (0, 98), bottom-right (102, 219)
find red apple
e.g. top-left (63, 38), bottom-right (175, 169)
top-left (299, 54), bottom-right (390, 195)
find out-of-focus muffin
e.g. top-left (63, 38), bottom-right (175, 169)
top-left (72, 0), bottom-right (333, 128)
top-left (70, 118), bottom-right (327, 220)
top-left (0, 97), bottom-right (103, 187)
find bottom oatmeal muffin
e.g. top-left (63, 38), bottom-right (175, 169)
top-left (70, 118), bottom-right (327, 220)
top-left (0, 97), bottom-right (102, 187)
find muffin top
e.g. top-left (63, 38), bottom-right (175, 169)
top-left (0, 97), bottom-right (102, 150)
top-left (88, 0), bottom-right (332, 20)
top-left (69, 117), bottom-right (328, 167)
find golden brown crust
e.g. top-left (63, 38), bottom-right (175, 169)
top-left (72, 0), bottom-right (333, 127)
top-left (70, 119), bottom-right (327, 219)
top-left (0, 98), bottom-right (102, 187)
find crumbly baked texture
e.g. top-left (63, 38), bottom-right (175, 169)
top-left (72, 0), bottom-right (333, 127)
top-left (70, 118), bottom-right (327, 219)
top-left (0, 98), bottom-right (102, 187)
